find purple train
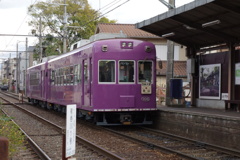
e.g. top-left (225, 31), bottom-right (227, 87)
top-left (26, 39), bottom-right (157, 125)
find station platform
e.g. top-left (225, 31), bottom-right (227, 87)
top-left (157, 105), bottom-right (240, 120)
top-left (154, 105), bottom-right (240, 151)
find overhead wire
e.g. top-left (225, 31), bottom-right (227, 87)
top-left (95, 0), bottom-right (124, 14)
top-left (97, 0), bottom-right (130, 20)
top-left (4, 0), bottom-right (40, 51)
top-left (3, 0), bottom-right (130, 54)
top-left (82, 0), bottom-right (130, 28)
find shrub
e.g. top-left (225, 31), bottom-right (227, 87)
top-left (0, 111), bottom-right (26, 157)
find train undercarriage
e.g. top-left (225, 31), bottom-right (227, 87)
top-left (28, 98), bottom-right (155, 126)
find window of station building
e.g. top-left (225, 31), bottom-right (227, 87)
top-left (98, 60), bottom-right (115, 83)
top-left (119, 61), bottom-right (135, 83)
top-left (138, 61), bottom-right (153, 83)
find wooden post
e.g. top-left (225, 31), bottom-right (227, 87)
top-left (62, 128), bottom-right (68, 160)
top-left (0, 137), bottom-right (9, 160)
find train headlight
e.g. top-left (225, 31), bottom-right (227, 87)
top-left (121, 41), bottom-right (133, 49)
top-left (122, 42), bottom-right (126, 47)
top-left (128, 42), bottom-right (133, 48)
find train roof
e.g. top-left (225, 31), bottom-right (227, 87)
top-left (27, 61), bottom-right (46, 70)
top-left (48, 38), bottom-right (149, 63)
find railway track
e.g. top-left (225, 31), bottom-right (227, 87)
top-left (0, 92), bottom-right (122, 159)
top-left (1, 91), bottom-right (183, 159)
top-left (0, 109), bottom-right (46, 160)
top-left (5, 91), bottom-right (239, 159)
top-left (104, 125), bottom-right (240, 160)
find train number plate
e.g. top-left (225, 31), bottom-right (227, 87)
top-left (123, 122), bottom-right (132, 125)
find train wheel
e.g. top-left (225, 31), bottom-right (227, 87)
top-left (53, 104), bottom-right (58, 111)
top-left (47, 103), bottom-right (53, 110)
top-left (77, 110), bottom-right (84, 119)
top-left (61, 106), bottom-right (66, 114)
top-left (40, 101), bottom-right (47, 109)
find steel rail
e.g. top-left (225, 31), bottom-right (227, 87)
top-left (0, 94), bottom-right (124, 160)
top-left (1, 107), bottom-right (51, 160)
top-left (103, 127), bottom-right (198, 160)
top-left (141, 126), bottom-right (240, 158)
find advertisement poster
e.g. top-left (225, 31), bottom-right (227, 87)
top-left (235, 63), bottom-right (240, 85)
top-left (199, 64), bottom-right (221, 99)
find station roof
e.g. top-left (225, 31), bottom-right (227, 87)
top-left (136, 0), bottom-right (240, 48)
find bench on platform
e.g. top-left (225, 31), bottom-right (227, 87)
top-left (224, 100), bottom-right (240, 112)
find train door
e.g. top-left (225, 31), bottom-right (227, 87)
top-left (82, 59), bottom-right (91, 107)
top-left (89, 58), bottom-right (92, 106)
top-left (82, 60), bottom-right (86, 106)
top-left (41, 70), bottom-right (44, 99)
top-left (47, 69), bottom-right (52, 101)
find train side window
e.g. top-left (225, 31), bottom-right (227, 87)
top-left (30, 72), bottom-right (39, 86)
top-left (70, 66), bottom-right (74, 74)
top-left (74, 64), bottom-right (81, 85)
top-left (63, 67), bottom-right (67, 85)
top-left (98, 60), bottom-right (115, 83)
top-left (60, 76), bottom-right (64, 86)
top-left (67, 66), bottom-right (74, 85)
top-left (78, 64), bottom-right (82, 83)
top-left (138, 61), bottom-right (153, 83)
top-left (119, 61), bottom-right (135, 83)
top-left (51, 70), bottom-right (55, 85)
top-left (73, 65), bottom-right (77, 85)
top-left (56, 69), bottom-right (60, 86)
top-left (84, 61), bottom-right (89, 84)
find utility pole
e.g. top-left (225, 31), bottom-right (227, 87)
top-left (25, 38), bottom-right (28, 95)
top-left (63, 0), bottom-right (67, 54)
top-left (25, 38), bottom-right (28, 70)
top-left (158, 0), bottom-right (175, 106)
top-left (39, 17), bottom-right (43, 61)
top-left (166, 0), bottom-right (175, 106)
top-left (16, 43), bottom-right (19, 94)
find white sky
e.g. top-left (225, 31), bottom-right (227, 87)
top-left (0, 0), bottom-right (194, 60)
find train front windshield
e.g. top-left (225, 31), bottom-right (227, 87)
top-left (138, 61), bottom-right (152, 83)
top-left (99, 61), bottom-right (115, 83)
top-left (119, 61), bottom-right (134, 83)
top-left (98, 60), bottom-right (153, 84)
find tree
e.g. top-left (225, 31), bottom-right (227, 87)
top-left (28, 0), bottom-right (116, 59)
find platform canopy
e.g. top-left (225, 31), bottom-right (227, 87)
top-left (136, 0), bottom-right (240, 48)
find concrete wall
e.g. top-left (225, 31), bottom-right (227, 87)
top-left (197, 99), bottom-right (225, 109)
top-left (153, 110), bottom-right (240, 151)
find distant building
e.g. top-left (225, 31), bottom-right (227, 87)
top-left (19, 46), bottom-right (35, 93)
top-left (1, 58), bottom-right (17, 91)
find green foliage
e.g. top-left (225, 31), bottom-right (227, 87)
top-left (28, 0), bottom-right (116, 60)
top-left (1, 78), bottom-right (8, 85)
top-left (0, 110), bottom-right (26, 157)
